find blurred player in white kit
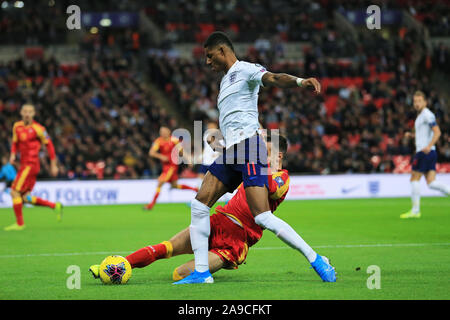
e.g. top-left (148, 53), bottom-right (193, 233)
top-left (401, 91), bottom-right (450, 219)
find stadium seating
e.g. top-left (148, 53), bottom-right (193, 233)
top-left (0, 0), bottom-right (448, 178)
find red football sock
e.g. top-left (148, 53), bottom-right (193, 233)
top-left (126, 241), bottom-right (173, 268)
top-left (147, 188), bottom-right (160, 207)
top-left (177, 184), bottom-right (198, 192)
top-left (12, 198), bottom-right (24, 226)
top-left (32, 196), bottom-right (56, 209)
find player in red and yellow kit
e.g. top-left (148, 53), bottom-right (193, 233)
top-left (90, 134), bottom-right (335, 282)
top-left (4, 104), bottom-right (62, 231)
top-left (144, 126), bottom-right (198, 210)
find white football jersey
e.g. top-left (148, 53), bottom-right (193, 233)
top-left (217, 60), bottom-right (267, 148)
top-left (415, 108), bottom-right (437, 152)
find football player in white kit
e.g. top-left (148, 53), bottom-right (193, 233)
top-left (174, 31), bottom-right (336, 284)
top-left (401, 91), bottom-right (450, 219)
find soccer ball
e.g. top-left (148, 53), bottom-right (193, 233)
top-left (99, 255), bottom-right (132, 285)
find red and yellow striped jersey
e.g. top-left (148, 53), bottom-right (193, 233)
top-left (150, 136), bottom-right (180, 166)
top-left (11, 120), bottom-right (55, 166)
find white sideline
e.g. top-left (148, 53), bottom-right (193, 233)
top-left (1, 242), bottom-right (449, 259)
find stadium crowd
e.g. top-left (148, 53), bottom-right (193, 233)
top-left (0, 0), bottom-right (448, 179)
top-left (148, 27), bottom-right (450, 175)
top-left (0, 52), bottom-right (175, 180)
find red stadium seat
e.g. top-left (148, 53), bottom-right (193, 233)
top-left (324, 95), bottom-right (339, 116)
top-left (374, 98), bottom-right (387, 109)
top-left (437, 163), bottom-right (450, 173)
top-left (267, 122), bottom-right (280, 130)
top-left (322, 134), bottom-right (339, 149)
top-left (393, 155), bottom-right (412, 173)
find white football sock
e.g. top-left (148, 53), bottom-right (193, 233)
top-left (411, 181), bottom-right (421, 214)
top-left (428, 180), bottom-right (450, 196)
top-left (189, 199), bottom-right (211, 273)
top-left (254, 211), bottom-right (317, 263)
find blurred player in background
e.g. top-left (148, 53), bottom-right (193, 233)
top-left (144, 126), bottom-right (198, 210)
top-left (401, 91), bottom-right (450, 219)
top-left (0, 156), bottom-right (16, 194)
top-left (4, 104), bottom-right (62, 231)
top-left (90, 134), bottom-right (336, 282)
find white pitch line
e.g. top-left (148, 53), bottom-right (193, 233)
top-left (1, 242), bottom-right (449, 259)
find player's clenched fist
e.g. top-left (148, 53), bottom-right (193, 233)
top-left (301, 77), bottom-right (321, 94)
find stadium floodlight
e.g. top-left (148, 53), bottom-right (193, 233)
top-left (100, 18), bottom-right (112, 27)
top-left (14, 1), bottom-right (23, 8)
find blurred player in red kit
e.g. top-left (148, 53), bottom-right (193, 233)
top-left (144, 126), bottom-right (198, 210)
top-left (4, 104), bottom-right (63, 231)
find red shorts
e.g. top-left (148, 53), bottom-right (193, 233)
top-left (158, 164), bottom-right (178, 183)
top-left (209, 212), bottom-right (249, 270)
top-left (11, 164), bottom-right (39, 194)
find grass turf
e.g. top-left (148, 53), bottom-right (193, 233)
top-left (0, 197), bottom-right (449, 300)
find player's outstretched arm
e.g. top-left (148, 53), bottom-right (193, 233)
top-left (45, 140), bottom-right (58, 177)
top-left (262, 72), bottom-right (321, 93)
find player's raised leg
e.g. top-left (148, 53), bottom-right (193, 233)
top-left (172, 181), bottom-right (198, 192)
top-left (245, 134), bottom-right (335, 282)
top-left (249, 187), bottom-right (336, 282)
top-left (21, 192), bottom-right (63, 222)
top-left (90, 228), bottom-right (191, 279)
top-left (426, 170), bottom-right (450, 196)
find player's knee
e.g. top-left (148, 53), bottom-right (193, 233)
top-left (192, 194), bottom-right (212, 211)
top-left (194, 190), bottom-right (212, 207)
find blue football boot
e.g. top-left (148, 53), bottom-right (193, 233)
top-left (173, 270), bottom-right (214, 285)
top-left (310, 254), bottom-right (336, 282)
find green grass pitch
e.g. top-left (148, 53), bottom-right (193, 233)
top-left (0, 197), bottom-right (449, 300)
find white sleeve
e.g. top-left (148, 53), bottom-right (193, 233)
top-left (246, 63), bottom-right (268, 87)
top-left (426, 111), bottom-right (437, 128)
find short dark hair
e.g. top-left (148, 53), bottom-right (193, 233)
top-left (204, 31), bottom-right (234, 52)
top-left (266, 133), bottom-right (288, 155)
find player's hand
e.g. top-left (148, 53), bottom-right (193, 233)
top-left (9, 154), bottom-right (16, 164)
top-left (422, 146), bottom-right (432, 154)
top-left (160, 155), bottom-right (169, 162)
top-left (50, 163), bottom-right (59, 177)
top-left (301, 78), bottom-right (321, 94)
top-left (404, 132), bottom-right (413, 139)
